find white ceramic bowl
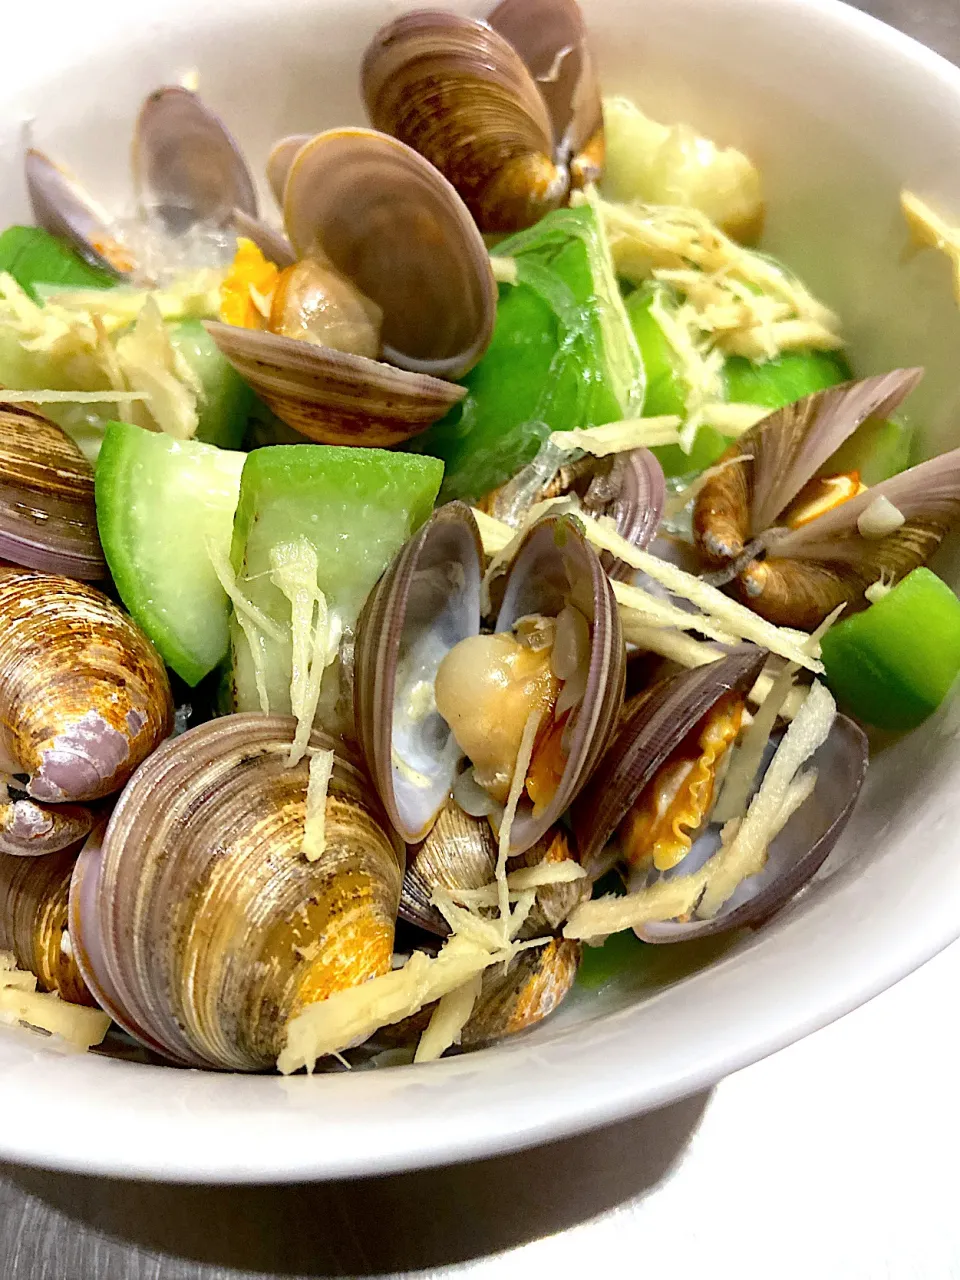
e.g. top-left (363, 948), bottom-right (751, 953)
top-left (2, 0), bottom-right (960, 1183)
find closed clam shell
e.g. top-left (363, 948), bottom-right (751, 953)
top-left (494, 514), bottom-right (626, 854)
top-left (459, 937), bottom-right (580, 1048)
top-left (283, 129), bottom-right (496, 380)
top-left (487, 0), bottom-right (604, 186)
top-left (24, 148), bottom-right (132, 277)
top-left (402, 797), bottom-right (497, 934)
top-left (362, 11), bottom-right (568, 232)
top-left (0, 845), bottom-right (94, 1005)
top-left (636, 713), bottom-right (868, 942)
top-left (205, 320), bottom-right (465, 446)
top-left (78, 715), bottom-right (403, 1070)
top-left (133, 86), bottom-right (257, 230)
top-left (571, 648), bottom-right (768, 875)
top-left (0, 569), bottom-right (173, 803)
top-left (0, 405), bottom-right (106, 580)
top-left (510, 825), bottom-right (589, 936)
top-left (356, 502), bottom-right (483, 843)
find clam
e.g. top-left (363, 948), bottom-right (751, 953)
top-left (573, 649), bottom-right (768, 873)
top-left (68, 715), bottom-right (403, 1070)
top-left (207, 128), bottom-right (496, 444)
top-left (25, 149), bottom-right (133, 276)
top-left (691, 369), bottom-right (960, 629)
top-left (27, 86), bottom-right (256, 277)
top-left (266, 133), bottom-right (313, 206)
top-left (401, 797), bottom-right (496, 933)
top-left (132, 86), bottom-right (258, 231)
top-left (357, 504), bottom-right (625, 856)
top-left (0, 405), bottom-right (106, 580)
top-left (570, 653), bottom-right (868, 939)
top-left (487, 0), bottom-right (604, 187)
top-left (356, 502), bottom-right (483, 844)
top-left (634, 714), bottom-right (868, 943)
top-left (460, 937), bottom-right (580, 1048)
top-left (362, 0), bottom-right (602, 232)
top-left (0, 846), bottom-right (95, 1005)
top-left (480, 447), bottom-right (666, 580)
top-left (400, 801), bottom-right (587, 936)
top-left (0, 791), bottom-right (94, 858)
top-left (0, 569), bottom-right (173, 803)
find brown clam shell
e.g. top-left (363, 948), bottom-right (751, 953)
top-left (355, 503), bottom-right (483, 844)
top-left (0, 405), bottom-right (106, 581)
top-left (283, 129), bottom-right (496, 379)
top-left (402, 798), bottom-right (497, 935)
top-left (133, 86), bottom-right (257, 230)
top-left (266, 133), bottom-right (312, 206)
top-left (571, 648), bottom-right (768, 875)
top-left (0, 570), bottom-right (173, 803)
top-left (510, 825), bottom-right (589, 936)
top-left (487, 0), bottom-right (604, 186)
top-left (0, 793), bottom-right (94, 858)
top-left (362, 11), bottom-right (568, 232)
top-left (0, 846), bottom-right (95, 1005)
top-left (459, 937), bottom-right (580, 1048)
top-left (205, 321), bottom-right (465, 446)
top-left (75, 715), bottom-right (402, 1071)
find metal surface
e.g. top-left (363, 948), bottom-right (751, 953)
top-left (1, 1), bottom-right (959, 1276)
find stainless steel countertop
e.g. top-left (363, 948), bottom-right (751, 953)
top-left (3, 3), bottom-right (959, 1276)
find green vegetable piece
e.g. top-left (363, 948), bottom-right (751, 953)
top-left (577, 929), bottom-right (647, 990)
top-left (723, 349), bottom-right (852, 409)
top-left (0, 226), bottom-right (115, 300)
top-left (95, 420), bottom-right (246, 686)
top-left (168, 319), bottom-right (254, 450)
top-left (820, 567), bottom-right (960, 730)
top-left (413, 205), bottom-right (642, 503)
top-left (230, 445), bottom-right (443, 713)
top-left (823, 415), bottom-right (913, 486)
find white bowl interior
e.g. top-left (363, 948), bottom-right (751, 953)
top-left (2, 0), bottom-right (960, 1182)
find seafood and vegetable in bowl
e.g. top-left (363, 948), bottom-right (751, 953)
top-left (3, 0), bottom-right (960, 1081)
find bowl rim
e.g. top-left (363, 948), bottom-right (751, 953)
top-left (2, 0), bottom-right (960, 1184)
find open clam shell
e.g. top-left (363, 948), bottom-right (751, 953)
top-left (487, 0), bottom-right (604, 187)
top-left (572, 649), bottom-right (768, 875)
top-left (691, 370), bottom-right (950, 627)
top-left (24, 148), bottom-right (132, 277)
top-left (0, 569), bottom-right (173, 803)
top-left (283, 129), bottom-right (496, 380)
top-left (0, 845), bottom-right (94, 1005)
top-left (460, 937), bottom-right (581, 1048)
top-left (205, 320), bottom-right (465, 446)
top-left (230, 208), bottom-right (295, 267)
top-left (0, 405), bottom-right (106, 581)
top-left (356, 503), bottom-right (483, 844)
top-left (636, 714), bottom-right (868, 942)
top-left (362, 11), bottom-right (568, 233)
top-left (133, 86), bottom-right (258, 231)
top-left (71, 715), bottom-right (403, 1071)
top-left (494, 514), bottom-right (625, 853)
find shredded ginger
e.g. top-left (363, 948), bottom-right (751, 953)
top-left (302, 748), bottom-right (335, 862)
top-left (270, 539), bottom-right (344, 765)
top-left (0, 953), bottom-right (110, 1051)
top-left (579, 191), bottom-right (842, 366)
